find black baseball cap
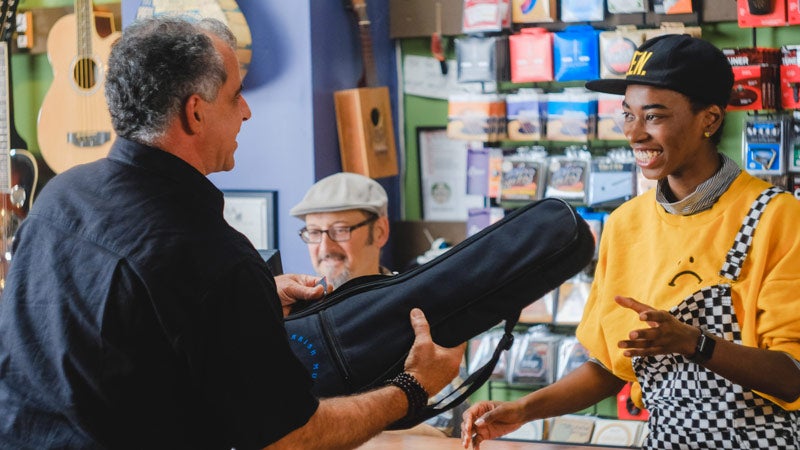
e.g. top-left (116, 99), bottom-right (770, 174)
top-left (585, 34), bottom-right (734, 107)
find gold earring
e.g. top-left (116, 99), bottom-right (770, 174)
top-left (704, 131), bottom-right (711, 138)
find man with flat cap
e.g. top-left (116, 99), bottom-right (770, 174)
top-left (290, 172), bottom-right (394, 291)
top-left (291, 172), bottom-right (468, 437)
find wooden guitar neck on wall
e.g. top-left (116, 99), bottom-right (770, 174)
top-left (334, 0), bottom-right (398, 179)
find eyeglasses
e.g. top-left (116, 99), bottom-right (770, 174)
top-left (299, 215), bottom-right (378, 244)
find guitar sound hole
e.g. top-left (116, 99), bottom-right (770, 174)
top-left (370, 108), bottom-right (381, 126)
top-left (73, 58), bottom-right (99, 90)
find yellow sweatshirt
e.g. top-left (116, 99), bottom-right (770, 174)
top-left (577, 171), bottom-right (800, 411)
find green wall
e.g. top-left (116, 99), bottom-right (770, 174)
top-left (400, 23), bottom-right (800, 220)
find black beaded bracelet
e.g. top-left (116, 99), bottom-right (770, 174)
top-left (387, 372), bottom-right (429, 419)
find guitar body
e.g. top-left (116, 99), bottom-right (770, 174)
top-left (136, 0), bottom-right (252, 79)
top-left (334, 86), bottom-right (398, 179)
top-left (37, 9), bottom-right (120, 174)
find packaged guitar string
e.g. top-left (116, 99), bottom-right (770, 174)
top-left (742, 115), bottom-right (786, 176)
top-left (789, 112), bottom-right (800, 172)
top-left (554, 273), bottom-right (592, 324)
top-left (587, 148), bottom-right (635, 208)
top-left (500, 146), bottom-right (548, 206)
top-left (596, 93), bottom-right (625, 140)
top-left (556, 336), bottom-right (589, 380)
top-left (508, 325), bottom-right (560, 385)
top-left (519, 289), bottom-right (556, 323)
top-left (652, 0), bottom-right (694, 14)
top-left (447, 93), bottom-right (507, 141)
top-left (509, 28), bottom-right (554, 83)
top-left (546, 88), bottom-right (597, 142)
top-left (511, 0), bottom-right (557, 23)
top-left (552, 26), bottom-right (600, 82)
top-left (607, 0), bottom-right (646, 13)
top-left (466, 206), bottom-right (505, 237)
top-left (780, 45), bottom-right (800, 110)
top-left (576, 207), bottom-right (606, 259)
top-left (506, 88), bottom-right (548, 141)
top-left (462, 0), bottom-right (509, 34)
top-left (455, 35), bottom-right (510, 84)
top-left (467, 146), bottom-right (491, 196)
top-left (545, 145), bottom-right (592, 202)
top-left (561, 0), bottom-right (605, 22)
top-left (598, 26), bottom-right (645, 80)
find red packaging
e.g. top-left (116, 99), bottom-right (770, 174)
top-left (737, 0), bottom-right (787, 27)
top-left (509, 28), bottom-right (553, 83)
top-left (788, 0), bottom-right (800, 23)
top-left (617, 382), bottom-right (649, 421)
top-left (724, 47), bottom-right (781, 111)
top-left (782, 45), bottom-right (800, 109)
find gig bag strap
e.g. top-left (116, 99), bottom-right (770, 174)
top-left (387, 314), bottom-right (518, 430)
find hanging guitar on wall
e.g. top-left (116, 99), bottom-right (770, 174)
top-left (135, 0), bottom-right (252, 80)
top-left (0, 0), bottom-right (38, 292)
top-left (334, 0), bottom-right (399, 179)
top-left (37, 0), bottom-right (121, 174)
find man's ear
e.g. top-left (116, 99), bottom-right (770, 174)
top-left (374, 216), bottom-right (390, 248)
top-left (184, 94), bottom-right (204, 133)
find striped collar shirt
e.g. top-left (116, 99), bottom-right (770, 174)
top-left (655, 154), bottom-right (741, 216)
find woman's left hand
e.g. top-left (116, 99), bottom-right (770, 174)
top-left (615, 295), bottom-right (698, 358)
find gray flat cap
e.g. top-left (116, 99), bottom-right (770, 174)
top-left (290, 172), bottom-right (388, 219)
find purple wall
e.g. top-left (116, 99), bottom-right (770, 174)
top-left (122, 1), bottom-right (401, 275)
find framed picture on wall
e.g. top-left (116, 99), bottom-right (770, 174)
top-left (222, 190), bottom-right (278, 250)
top-left (417, 127), bottom-right (485, 220)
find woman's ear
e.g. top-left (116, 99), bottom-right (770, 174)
top-left (704, 105), bottom-right (724, 134)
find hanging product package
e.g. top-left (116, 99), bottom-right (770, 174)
top-left (284, 197), bottom-right (595, 428)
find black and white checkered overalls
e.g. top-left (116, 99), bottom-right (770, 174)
top-left (633, 187), bottom-right (800, 449)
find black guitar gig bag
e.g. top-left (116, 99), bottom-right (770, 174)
top-left (285, 197), bottom-right (595, 428)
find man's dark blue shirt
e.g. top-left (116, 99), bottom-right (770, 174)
top-left (0, 138), bottom-right (318, 449)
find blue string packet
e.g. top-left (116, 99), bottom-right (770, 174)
top-left (553, 25), bottom-right (600, 82)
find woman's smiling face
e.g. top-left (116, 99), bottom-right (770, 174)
top-left (621, 84), bottom-right (722, 200)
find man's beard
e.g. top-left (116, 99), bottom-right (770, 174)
top-left (317, 254), bottom-right (351, 290)
top-left (322, 268), bottom-right (350, 290)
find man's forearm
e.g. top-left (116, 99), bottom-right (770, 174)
top-left (265, 385), bottom-right (408, 450)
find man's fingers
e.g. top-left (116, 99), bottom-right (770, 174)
top-left (409, 308), bottom-right (433, 345)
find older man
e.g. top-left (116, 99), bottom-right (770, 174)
top-left (291, 172), bottom-right (468, 437)
top-left (290, 172), bottom-right (394, 290)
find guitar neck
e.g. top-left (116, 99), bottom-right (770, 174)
top-left (76, 0), bottom-right (94, 56)
top-left (0, 42), bottom-right (12, 192)
top-left (352, 1), bottom-right (379, 88)
top-left (357, 19), bottom-right (378, 87)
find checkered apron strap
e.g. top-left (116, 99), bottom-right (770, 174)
top-left (719, 186), bottom-right (784, 281)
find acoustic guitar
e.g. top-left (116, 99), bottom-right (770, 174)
top-left (136, 0), bottom-right (253, 80)
top-left (334, 0), bottom-right (399, 179)
top-left (0, 0), bottom-right (38, 292)
top-left (37, 0), bottom-right (120, 174)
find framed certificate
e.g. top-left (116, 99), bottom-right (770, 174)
top-left (222, 190), bottom-right (278, 250)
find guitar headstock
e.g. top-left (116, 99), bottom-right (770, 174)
top-left (348, 0), bottom-right (369, 23)
top-left (0, 0), bottom-right (19, 44)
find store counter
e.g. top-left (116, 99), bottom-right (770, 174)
top-left (357, 432), bottom-right (614, 449)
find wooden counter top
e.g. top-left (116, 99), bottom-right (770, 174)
top-left (357, 432), bottom-right (612, 449)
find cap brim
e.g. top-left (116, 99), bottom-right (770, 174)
top-left (585, 78), bottom-right (630, 95)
